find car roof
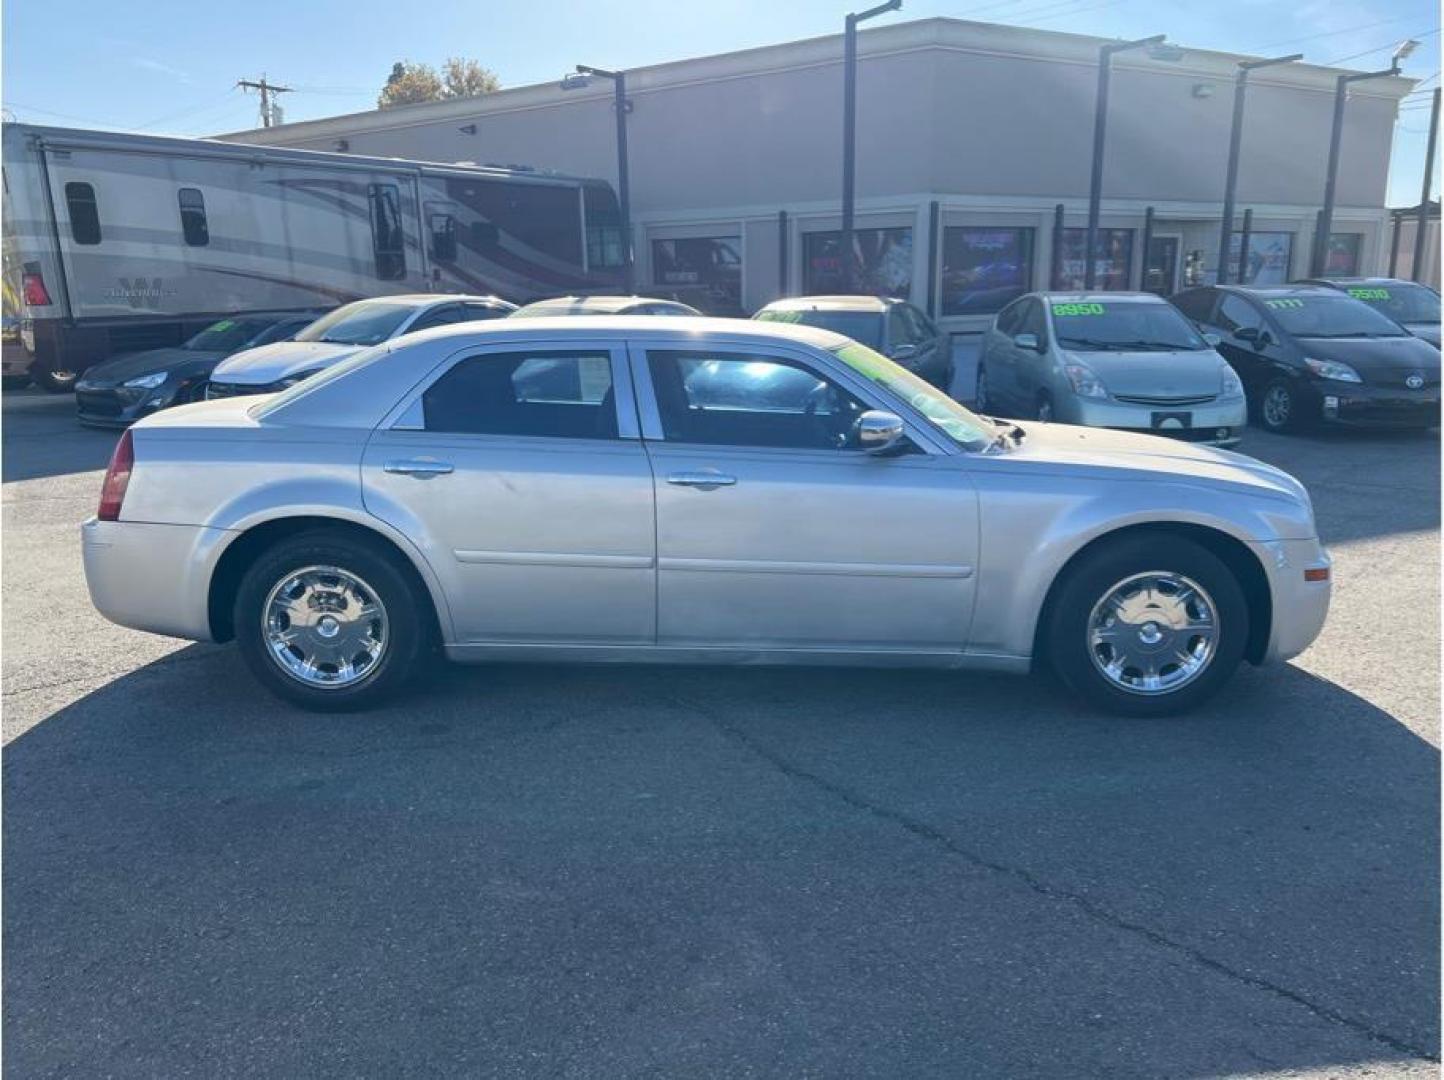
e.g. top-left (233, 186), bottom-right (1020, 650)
top-left (758, 295), bottom-right (894, 313)
top-left (405, 314), bottom-right (849, 347)
top-left (347, 294), bottom-right (511, 309)
top-left (1295, 277), bottom-right (1427, 287)
top-left (515, 295), bottom-right (688, 313)
top-left (1217, 284), bottom-right (1340, 297)
top-left (1037, 291), bottom-right (1163, 304)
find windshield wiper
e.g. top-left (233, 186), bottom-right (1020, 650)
top-left (1058, 337), bottom-right (1112, 350)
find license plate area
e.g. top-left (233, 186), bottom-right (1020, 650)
top-left (1151, 410), bottom-right (1192, 431)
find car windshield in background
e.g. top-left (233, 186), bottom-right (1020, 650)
top-left (1262, 295), bottom-right (1410, 338)
top-left (759, 309), bottom-right (883, 349)
top-left (293, 302), bottom-right (416, 346)
top-left (1343, 283), bottom-right (1441, 324)
top-left (1050, 301), bottom-right (1208, 352)
top-left (184, 318), bottom-right (273, 353)
top-left (831, 341), bottom-right (993, 451)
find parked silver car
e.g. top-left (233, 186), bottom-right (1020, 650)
top-left (83, 318), bottom-right (1330, 716)
top-left (976, 292), bottom-right (1247, 446)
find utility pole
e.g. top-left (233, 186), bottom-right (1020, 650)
top-left (1411, 88), bottom-right (1440, 282)
top-left (237, 75), bottom-right (293, 128)
top-left (840, 0), bottom-right (902, 293)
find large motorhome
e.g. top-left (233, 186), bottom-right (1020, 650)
top-left (1, 123), bottom-right (627, 390)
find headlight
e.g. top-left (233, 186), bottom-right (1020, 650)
top-left (1219, 365), bottom-right (1243, 398)
top-left (122, 371), bottom-right (167, 390)
top-left (1303, 357), bottom-right (1362, 383)
top-left (278, 368), bottom-right (324, 389)
top-left (1063, 362), bottom-right (1108, 399)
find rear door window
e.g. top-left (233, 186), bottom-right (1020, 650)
top-left (422, 350), bottom-right (617, 439)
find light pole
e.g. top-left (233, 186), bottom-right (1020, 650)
top-left (562, 65), bottom-right (633, 292)
top-left (1216, 53), bottom-right (1302, 284)
top-left (1311, 39), bottom-right (1416, 277)
top-left (1412, 87), bottom-right (1440, 282)
top-left (840, 0), bottom-right (901, 293)
top-left (1084, 34), bottom-right (1166, 290)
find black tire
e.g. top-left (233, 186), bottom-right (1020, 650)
top-left (1043, 534), bottom-right (1249, 718)
top-left (1258, 378), bottom-right (1303, 433)
top-left (31, 364), bottom-right (77, 393)
top-left (233, 529), bottom-right (429, 711)
top-left (1035, 393), bottom-right (1055, 422)
top-left (2, 374), bottom-right (31, 391)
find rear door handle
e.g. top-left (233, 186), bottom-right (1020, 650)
top-left (666, 471), bottom-right (737, 490)
top-left (384, 458), bottom-right (454, 477)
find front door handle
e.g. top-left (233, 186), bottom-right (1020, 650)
top-left (384, 458), bottom-right (454, 477)
top-left (666, 471), bottom-right (737, 490)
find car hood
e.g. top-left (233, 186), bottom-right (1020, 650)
top-left (1293, 333), bottom-right (1440, 380)
top-left (208, 340), bottom-right (358, 385)
top-left (1005, 420), bottom-right (1311, 508)
top-left (1402, 321), bottom-right (1441, 348)
top-left (1064, 348), bottom-right (1227, 398)
top-left (79, 347), bottom-right (224, 386)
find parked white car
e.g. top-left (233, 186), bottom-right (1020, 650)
top-left (84, 317), bottom-right (1330, 715)
top-left (205, 294), bottom-right (515, 398)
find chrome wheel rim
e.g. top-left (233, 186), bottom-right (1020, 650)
top-left (1087, 571), bottom-right (1218, 696)
top-left (262, 565), bottom-right (388, 689)
top-left (1263, 385), bottom-right (1291, 428)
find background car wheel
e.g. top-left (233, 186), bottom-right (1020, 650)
top-left (2, 374), bottom-right (31, 391)
top-left (31, 365), bottom-right (76, 393)
top-left (1044, 534), bottom-right (1249, 717)
top-left (1259, 379), bottom-right (1302, 433)
top-left (233, 529), bottom-right (428, 711)
top-left (1036, 394), bottom-right (1055, 422)
top-left (974, 365), bottom-right (991, 410)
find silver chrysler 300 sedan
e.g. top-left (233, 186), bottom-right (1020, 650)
top-left (82, 317), bottom-right (1331, 716)
top-left (976, 292), bottom-right (1248, 446)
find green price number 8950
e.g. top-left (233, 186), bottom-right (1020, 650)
top-left (1052, 303), bottom-right (1106, 317)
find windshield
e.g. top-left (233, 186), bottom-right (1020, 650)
top-left (1342, 283), bottom-right (1440, 325)
top-left (831, 341), bottom-right (993, 451)
top-left (293, 301), bottom-right (416, 346)
top-left (184, 317), bottom-right (273, 353)
top-left (1049, 301), bottom-right (1207, 351)
top-left (758, 309), bottom-right (883, 349)
top-left (1262, 294), bottom-right (1410, 338)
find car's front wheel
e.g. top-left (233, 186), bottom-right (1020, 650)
top-left (1044, 534), bottom-right (1248, 717)
top-left (234, 529), bottom-right (428, 711)
top-left (1259, 378), bottom-right (1303, 433)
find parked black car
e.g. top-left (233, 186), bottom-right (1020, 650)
top-left (74, 311), bottom-right (324, 427)
top-left (1293, 277), bottom-right (1441, 349)
top-left (1172, 284), bottom-right (1439, 433)
top-left (753, 295), bottom-right (954, 390)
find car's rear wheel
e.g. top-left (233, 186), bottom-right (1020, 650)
top-left (31, 364), bottom-right (76, 394)
top-left (234, 530), bottom-right (427, 711)
top-left (1044, 534), bottom-right (1248, 717)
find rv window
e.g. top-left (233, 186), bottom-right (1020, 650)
top-left (428, 212), bottom-right (457, 262)
top-left (367, 183), bottom-right (406, 280)
top-left (178, 188), bottom-right (209, 247)
top-left (65, 182), bottom-right (101, 245)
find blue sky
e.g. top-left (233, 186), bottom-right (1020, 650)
top-left (3, 0), bottom-right (1439, 205)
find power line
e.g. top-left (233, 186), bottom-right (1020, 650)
top-left (1025, 0), bottom-right (1127, 25)
top-left (1323, 28), bottom-right (1440, 67)
top-left (1246, 13), bottom-right (1415, 52)
top-left (237, 75), bottom-right (293, 128)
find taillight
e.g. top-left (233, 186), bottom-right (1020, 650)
top-left (21, 272), bottom-right (51, 307)
top-left (98, 429), bottom-right (134, 521)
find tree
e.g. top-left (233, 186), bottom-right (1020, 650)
top-left (378, 58), bottom-right (499, 109)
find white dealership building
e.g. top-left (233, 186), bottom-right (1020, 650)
top-left (227, 16), bottom-right (1416, 334)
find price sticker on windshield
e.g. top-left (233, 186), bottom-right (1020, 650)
top-left (1347, 287), bottom-right (1391, 300)
top-left (1052, 302), bottom-right (1106, 316)
top-left (1264, 298), bottom-right (1305, 310)
top-left (208, 319), bottom-right (236, 331)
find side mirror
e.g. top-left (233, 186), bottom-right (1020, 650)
top-left (1202, 332), bottom-right (1222, 347)
top-left (856, 409), bottom-right (906, 455)
top-left (890, 342), bottom-right (918, 362)
top-left (1235, 326), bottom-right (1260, 344)
top-left (1013, 332), bottom-right (1041, 352)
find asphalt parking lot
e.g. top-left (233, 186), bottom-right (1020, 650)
top-left (2, 386), bottom-right (1438, 1078)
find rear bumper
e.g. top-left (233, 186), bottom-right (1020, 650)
top-left (1062, 396), bottom-right (1248, 445)
top-left (1253, 537), bottom-right (1332, 663)
top-left (82, 518), bottom-right (228, 641)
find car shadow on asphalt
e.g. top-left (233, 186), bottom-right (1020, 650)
top-left (4, 646), bottom-right (1438, 1076)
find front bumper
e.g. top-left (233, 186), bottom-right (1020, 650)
top-left (1308, 380), bottom-right (1441, 428)
top-left (75, 380), bottom-right (198, 427)
top-left (1253, 537), bottom-right (1332, 663)
top-left (1060, 396), bottom-right (1248, 446)
top-left (82, 518), bottom-right (228, 641)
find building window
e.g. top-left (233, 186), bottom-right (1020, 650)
top-left (941, 227), bottom-right (1034, 316)
top-left (367, 183), bottom-right (406, 280)
top-left (651, 236), bottom-right (742, 315)
top-left (803, 227), bottom-right (912, 297)
top-left (178, 187), bottom-right (209, 247)
top-left (1326, 232), bottom-right (1363, 276)
top-left (64, 182), bottom-right (101, 245)
top-left (1227, 231), bottom-right (1294, 285)
top-left (1059, 228), bottom-right (1133, 291)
